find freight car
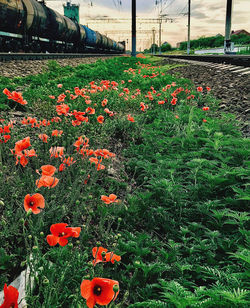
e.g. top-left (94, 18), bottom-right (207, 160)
top-left (0, 0), bottom-right (125, 53)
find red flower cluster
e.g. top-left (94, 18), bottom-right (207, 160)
top-left (3, 88), bottom-right (27, 105)
top-left (92, 246), bottom-right (121, 266)
top-left (11, 137), bottom-right (37, 167)
top-left (0, 121), bottom-right (12, 144)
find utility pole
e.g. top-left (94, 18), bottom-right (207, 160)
top-left (224, 0), bottom-right (233, 54)
top-left (158, 0), bottom-right (163, 54)
top-left (159, 18), bottom-right (162, 54)
top-left (152, 28), bottom-right (156, 55)
top-left (187, 0), bottom-right (191, 54)
top-left (131, 0), bottom-right (136, 56)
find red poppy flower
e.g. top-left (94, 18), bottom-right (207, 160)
top-left (101, 99), bottom-right (108, 107)
top-left (127, 114), bottom-right (135, 122)
top-left (206, 86), bottom-right (211, 91)
top-left (51, 130), bottom-right (63, 137)
top-left (170, 98), bottom-right (177, 105)
top-left (38, 134), bottom-right (49, 143)
top-left (202, 107), bottom-right (210, 111)
top-left (92, 247), bottom-right (121, 266)
top-left (101, 194), bottom-right (119, 205)
top-left (24, 193), bottom-right (45, 214)
top-left (36, 175), bottom-right (59, 188)
top-left (86, 107), bottom-right (95, 115)
top-left (197, 86), bottom-right (203, 92)
top-left (47, 223), bottom-right (81, 246)
top-left (39, 165), bottom-right (57, 176)
top-left (14, 137), bottom-right (31, 154)
top-left (81, 278), bottom-right (119, 308)
top-left (0, 283), bottom-right (19, 308)
top-left (97, 115), bottom-right (104, 124)
top-left (105, 252), bottom-right (121, 264)
top-left (92, 247), bottom-right (108, 266)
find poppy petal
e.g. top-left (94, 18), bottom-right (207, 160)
top-left (32, 193), bottom-right (45, 209)
top-left (86, 296), bottom-right (96, 308)
top-left (46, 235), bottom-right (59, 246)
top-left (50, 223), bottom-right (68, 235)
top-left (80, 280), bottom-right (92, 300)
top-left (59, 237), bottom-right (68, 246)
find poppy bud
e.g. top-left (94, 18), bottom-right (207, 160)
top-left (96, 241), bottom-right (101, 247)
top-left (113, 284), bottom-right (119, 293)
top-left (32, 246), bottom-right (38, 252)
top-left (76, 240), bottom-right (80, 245)
top-left (118, 217), bottom-right (122, 223)
top-left (28, 235), bottom-right (32, 239)
top-left (134, 260), bottom-right (140, 266)
top-left (20, 218), bottom-right (25, 224)
top-left (117, 233), bottom-right (122, 237)
top-left (43, 278), bottom-right (49, 285)
top-left (88, 194), bottom-right (93, 199)
top-left (0, 200), bottom-right (4, 206)
top-left (76, 200), bottom-right (80, 205)
top-left (68, 243), bottom-right (73, 248)
top-left (40, 232), bottom-right (44, 237)
top-left (26, 208), bottom-right (33, 217)
top-left (101, 251), bottom-right (106, 257)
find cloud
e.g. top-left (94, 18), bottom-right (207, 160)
top-left (45, 0), bottom-right (250, 48)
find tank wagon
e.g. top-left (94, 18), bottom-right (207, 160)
top-left (0, 0), bottom-right (125, 53)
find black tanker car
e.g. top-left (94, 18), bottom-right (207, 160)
top-left (0, 0), bottom-right (125, 53)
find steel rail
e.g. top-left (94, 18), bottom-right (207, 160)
top-left (0, 53), bottom-right (123, 62)
top-left (156, 54), bottom-right (250, 67)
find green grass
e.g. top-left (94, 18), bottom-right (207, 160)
top-left (0, 56), bottom-right (249, 307)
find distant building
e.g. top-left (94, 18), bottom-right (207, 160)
top-left (63, 2), bottom-right (79, 23)
top-left (231, 29), bottom-right (250, 36)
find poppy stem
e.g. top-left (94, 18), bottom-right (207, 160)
top-left (93, 247), bottom-right (99, 267)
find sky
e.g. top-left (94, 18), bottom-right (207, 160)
top-left (47, 0), bottom-right (250, 50)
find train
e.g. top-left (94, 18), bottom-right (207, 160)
top-left (0, 0), bottom-right (125, 53)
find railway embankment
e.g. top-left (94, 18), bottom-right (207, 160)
top-left (160, 57), bottom-right (250, 136)
top-left (0, 56), bottom-right (249, 307)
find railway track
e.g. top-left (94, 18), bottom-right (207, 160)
top-left (157, 54), bottom-right (250, 75)
top-left (0, 52), bottom-right (122, 62)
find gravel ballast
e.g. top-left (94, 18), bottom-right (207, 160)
top-left (0, 56), bottom-right (113, 78)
